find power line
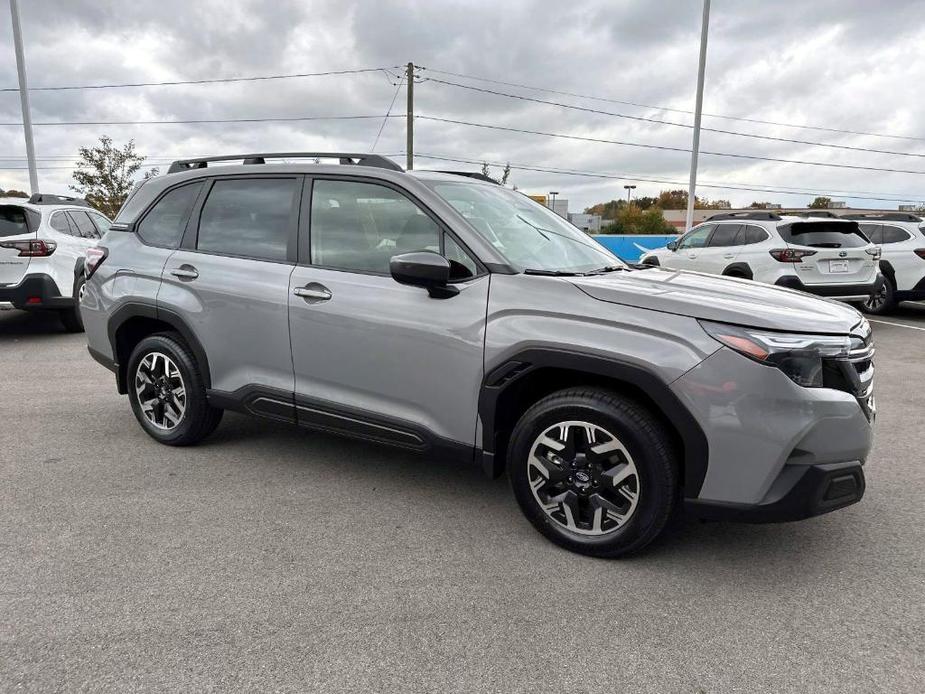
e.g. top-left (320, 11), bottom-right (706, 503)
top-left (424, 76), bottom-right (925, 159)
top-left (0, 114), bottom-right (402, 126)
top-left (411, 152), bottom-right (925, 205)
top-left (420, 66), bottom-right (925, 143)
top-left (0, 67), bottom-right (398, 92)
top-left (372, 77), bottom-right (405, 152)
top-left (416, 115), bottom-right (925, 176)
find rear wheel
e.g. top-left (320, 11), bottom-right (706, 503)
top-left (126, 333), bottom-right (222, 446)
top-left (861, 276), bottom-right (895, 315)
top-left (507, 388), bottom-right (678, 558)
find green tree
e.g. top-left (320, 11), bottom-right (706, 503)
top-left (748, 201), bottom-right (775, 209)
top-left (0, 188), bottom-right (28, 198)
top-left (70, 137), bottom-right (157, 217)
top-left (606, 205), bottom-right (674, 234)
top-left (808, 196), bottom-right (832, 209)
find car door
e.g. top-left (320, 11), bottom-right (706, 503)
top-left (698, 223), bottom-right (744, 274)
top-left (667, 224), bottom-right (714, 271)
top-left (878, 224), bottom-right (916, 291)
top-left (158, 176), bottom-right (299, 397)
top-left (288, 177), bottom-right (489, 449)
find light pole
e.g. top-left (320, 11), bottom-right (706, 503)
top-left (548, 191), bottom-right (559, 216)
top-left (9, 0), bottom-right (38, 195)
top-left (685, 0), bottom-right (711, 232)
top-left (624, 184), bottom-right (637, 204)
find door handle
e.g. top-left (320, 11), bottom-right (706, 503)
top-left (293, 283), bottom-right (332, 302)
top-left (688, 253), bottom-right (697, 259)
top-left (169, 265), bottom-right (199, 280)
top-left (723, 253), bottom-right (735, 259)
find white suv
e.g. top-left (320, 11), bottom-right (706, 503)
top-left (0, 194), bottom-right (110, 331)
top-left (841, 212), bottom-right (925, 314)
top-left (640, 211), bottom-right (882, 302)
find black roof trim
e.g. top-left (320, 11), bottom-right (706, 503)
top-left (839, 212), bottom-right (923, 222)
top-left (435, 170), bottom-right (500, 184)
top-left (781, 210), bottom-right (840, 218)
top-left (166, 152), bottom-right (403, 174)
top-left (27, 193), bottom-right (91, 207)
top-left (705, 211), bottom-right (781, 221)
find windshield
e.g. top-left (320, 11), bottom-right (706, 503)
top-left (428, 182), bottom-right (623, 273)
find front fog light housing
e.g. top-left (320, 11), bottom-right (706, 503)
top-left (700, 320), bottom-right (851, 388)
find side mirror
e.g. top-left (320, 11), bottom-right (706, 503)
top-left (390, 251), bottom-right (459, 299)
top-left (666, 240), bottom-right (679, 251)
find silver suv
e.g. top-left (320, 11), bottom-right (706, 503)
top-left (82, 153), bottom-right (875, 557)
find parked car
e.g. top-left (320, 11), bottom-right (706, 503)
top-left (82, 153), bottom-right (874, 558)
top-left (839, 212), bottom-right (925, 314)
top-left (0, 193), bottom-right (110, 331)
top-left (640, 211), bottom-right (883, 302)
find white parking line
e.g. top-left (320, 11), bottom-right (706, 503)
top-left (867, 318), bottom-right (925, 332)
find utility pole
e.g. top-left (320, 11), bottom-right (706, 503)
top-left (685, 0), bottom-right (710, 232)
top-left (406, 62), bottom-right (414, 171)
top-left (9, 0), bottom-right (38, 194)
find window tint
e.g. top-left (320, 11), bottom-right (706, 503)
top-left (310, 180), bottom-right (440, 273)
top-left (678, 225), bottom-right (713, 249)
top-left (881, 225), bottom-right (910, 244)
top-left (777, 221), bottom-right (868, 248)
top-left (68, 211), bottom-right (100, 239)
top-left (138, 182), bottom-right (203, 248)
top-left (708, 224), bottom-right (743, 247)
top-left (88, 211), bottom-right (111, 235)
top-left (0, 205), bottom-right (31, 238)
top-left (859, 223), bottom-right (881, 244)
top-left (444, 234), bottom-right (477, 279)
top-left (197, 179), bottom-right (296, 261)
top-left (744, 225), bottom-right (768, 245)
top-left (49, 211), bottom-right (73, 235)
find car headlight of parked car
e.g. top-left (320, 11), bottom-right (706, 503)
top-left (699, 320), bottom-right (864, 388)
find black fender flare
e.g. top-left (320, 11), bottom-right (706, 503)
top-left (878, 259), bottom-right (896, 288)
top-left (73, 257), bottom-right (86, 279)
top-left (641, 256), bottom-right (660, 267)
top-left (722, 262), bottom-right (753, 279)
top-left (478, 348), bottom-right (709, 498)
top-left (107, 302), bottom-right (212, 393)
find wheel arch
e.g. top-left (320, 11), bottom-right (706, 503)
top-left (107, 303), bottom-right (211, 394)
top-left (722, 262), bottom-right (753, 279)
top-left (478, 349), bottom-right (709, 498)
top-left (878, 259), bottom-right (896, 288)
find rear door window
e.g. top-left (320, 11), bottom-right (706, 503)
top-left (196, 178), bottom-right (297, 262)
top-left (707, 224), bottom-right (743, 247)
top-left (68, 211), bottom-right (101, 239)
top-left (881, 225), bottom-right (911, 244)
top-left (778, 221), bottom-right (868, 248)
top-left (137, 182), bottom-right (204, 248)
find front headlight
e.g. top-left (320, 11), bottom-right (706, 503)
top-left (700, 320), bottom-right (853, 388)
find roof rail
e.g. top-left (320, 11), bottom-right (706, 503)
top-left (780, 210), bottom-right (841, 218)
top-left (705, 211), bottom-right (781, 222)
top-left (27, 193), bottom-right (91, 207)
top-left (166, 152), bottom-right (403, 174)
top-left (435, 170), bottom-right (499, 184)
top-left (839, 211), bottom-right (923, 222)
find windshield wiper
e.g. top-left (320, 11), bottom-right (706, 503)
top-left (586, 265), bottom-right (627, 274)
top-left (523, 268), bottom-right (585, 276)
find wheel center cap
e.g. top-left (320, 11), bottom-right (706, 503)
top-left (573, 470), bottom-right (592, 489)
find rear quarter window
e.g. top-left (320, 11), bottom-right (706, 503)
top-left (778, 221), bottom-right (868, 248)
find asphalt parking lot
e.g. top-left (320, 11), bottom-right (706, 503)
top-left (1, 306), bottom-right (923, 693)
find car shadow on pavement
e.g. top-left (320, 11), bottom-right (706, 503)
top-left (0, 309), bottom-right (67, 338)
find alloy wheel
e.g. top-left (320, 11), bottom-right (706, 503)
top-left (527, 420), bottom-right (640, 536)
top-left (864, 282), bottom-right (888, 312)
top-left (134, 352), bottom-right (187, 430)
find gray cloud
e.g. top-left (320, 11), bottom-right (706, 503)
top-left (0, 0), bottom-right (923, 210)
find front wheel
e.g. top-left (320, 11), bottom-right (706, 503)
top-left (507, 388), bottom-right (679, 558)
top-left (861, 276), bottom-right (895, 315)
top-left (126, 333), bottom-right (223, 446)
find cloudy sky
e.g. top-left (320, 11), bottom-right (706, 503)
top-left (1, 0), bottom-right (924, 212)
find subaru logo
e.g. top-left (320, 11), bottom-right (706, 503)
top-left (838, 251), bottom-right (848, 257)
top-left (575, 471), bottom-right (590, 484)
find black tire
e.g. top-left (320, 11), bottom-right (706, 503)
top-left (507, 388), bottom-right (678, 558)
top-left (126, 332), bottom-right (223, 446)
top-left (58, 275), bottom-right (85, 333)
top-left (861, 275), bottom-right (896, 315)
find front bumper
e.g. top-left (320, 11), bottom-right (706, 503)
top-left (774, 273), bottom-right (883, 301)
top-left (0, 273), bottom-right (72, 310)
top-left (685, 460), bottom-right (865, 522)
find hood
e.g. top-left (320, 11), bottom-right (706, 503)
top-left (571, 267), bottom-right (864, 334)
